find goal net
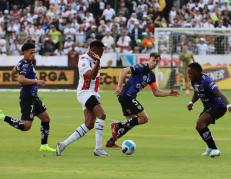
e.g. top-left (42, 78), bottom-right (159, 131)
top-left (154, 28), bottom-right (231, 90)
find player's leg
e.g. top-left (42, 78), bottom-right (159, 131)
top-left (86, 95), bottom-right (107, 156)
top-left (34, 97), bottom-right (55, 152)
top-left (196, 113), bottom-right (219, 157)
top-left (1, 97), bottom-right (34, 131)
top-left (106, 96), bottom-right (144, 147)
top-left (56, 108), bottom-right (92, 156)
top-left (198, 107), bottom-right (226, 157)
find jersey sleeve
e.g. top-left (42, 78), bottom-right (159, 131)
top-left (148, 73), bottom-right (157, 89)
top-left (205, 77), bottom-right (218, 93)
top-left (19, 64), bottom-right (28, 76)
top-left (130, 64), bottom-right (149, 75)
top-left (78, 57), bottom-right (91, 75)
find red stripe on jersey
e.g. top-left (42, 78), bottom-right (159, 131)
top-left (82, 75), bottom-right (91, 90)
top-left (94, 77), bottom-right (100, 92)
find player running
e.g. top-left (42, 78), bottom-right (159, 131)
top-left (0, 42), bottom-right (55, 152)
top-left (56, 40), bottom-right (108, 157)
top-left (106, 52), bottom-right (179, 147)
top-left (187, 62), bottom-right (231, 157)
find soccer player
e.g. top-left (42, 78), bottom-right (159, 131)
top-left (56, 40), bottom-right (108, 157)
top-left (0, 42), bottom-right (55, 152)
top-left (106, 52), bottom-right (179, 147)
top-left (187, 62), bottom-right (231, 157)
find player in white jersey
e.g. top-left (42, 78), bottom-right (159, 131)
top-left (56, 40), bottom-right (108, 157)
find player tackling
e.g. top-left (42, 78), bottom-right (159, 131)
top-left (187, 62), bottom-right (231, 157)
top-left (56, 40), bottom-right (108, 156)
top-left (106, 52), bottom-right (179, 147)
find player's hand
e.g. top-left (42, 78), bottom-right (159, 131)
top-left (187, 102), bottom-right (193, 111)
top-left (89, 51), bottom-right (100, 61)
top-left (115, 86), bottom-right (123, 96)
top-left (169, 90), bottom-right (179, 96)
top-left (36, 79), bottom-right (45, 86)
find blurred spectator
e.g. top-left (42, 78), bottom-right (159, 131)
top-left (63, 36), bottom-right (74, 54)
top-left (40, 36), bottom-right (56, 56)
top-left (102, 30), bottom-right (115, 52)
top-left (0, 38), bottom-right (7, 54)
top-left (101, 4), bottom-right (115, 21)
top-left (0, 0), bottom-right (230, 56)
top-left (197, 38), bottom-right (208, 55)
top-left (67, 43), bottom-right (79, 67)
top-left (116, 29), bottom-right (131, 53)
top-left (48, 24), bottom-right (61, 50)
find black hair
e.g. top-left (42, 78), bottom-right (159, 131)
top-left (150, 52), bottom-right (161, 59)
top-left (188, 62), bottom-right (203, 72)
top-left (21, 42), bottom-right (35, 52)
top-left (89, 40), bottom-right (104, 49)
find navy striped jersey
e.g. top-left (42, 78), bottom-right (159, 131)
top-left (120, 63), bottom-right (156, 98)
top-left (16, 59), bottom-right (38, 97)
top-left (191, 73), bottom-right (226, 109)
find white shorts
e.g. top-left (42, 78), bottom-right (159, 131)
top-left (77, 91), bottom-right (100, 109)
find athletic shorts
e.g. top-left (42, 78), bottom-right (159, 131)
top-left (118, 95), bottom-right (144, 116)
top-left (20, 96), bottom-right (46, 121)
top-left (77, 91), bottom-right (100, 110)
top-left (200, 106), bottom-right (227, 124)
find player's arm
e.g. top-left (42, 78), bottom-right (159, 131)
top-left (150, 83), bottom-right (179, 97)
top-left (213, 88), bottom-right (231, 112)
top-left (85, 51), bottom-right (100, 79)
top-left (115, 67), bottom-right (132, 96)
top-left (11, 66), bottom-right (18, 75)
top-left (187, 91), bottom-right (199, 111)
top-left (18, 75), bottom-right (45, 86)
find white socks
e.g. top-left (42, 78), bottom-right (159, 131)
top-left (95, 118), bottom-right (105, 149)
top-left (62, 119), bottom-right (105, 150)
top-left (63, 124), bottom-right (89, 146)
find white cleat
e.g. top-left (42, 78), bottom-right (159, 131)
top-left (209, 149), bottom-right (220, 158)
top-left (93, 148), bottom-right (108, 157)
top-left (56, 142), bottom-right (66, 156)
top-left (202, 148), bottom-right (212, 156)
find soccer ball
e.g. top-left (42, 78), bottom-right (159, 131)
top-left (121, 139), bottom-right (136, 155)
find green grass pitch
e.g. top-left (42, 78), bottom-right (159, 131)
top-left (0, 90), bottom-right (231, 179)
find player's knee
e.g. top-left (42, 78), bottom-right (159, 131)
top-left (142, 117), bottom-right (149, 124)
top-left (23, 124), bottom-right (32, 131)
top-left (42, 116), bottom-right (50, 123)
top-left (98, 113), bottom-right (106, 120)
top-left (85, 122), bottom-right (94, 130)
top-left (195, 121), bottom-right (203, 131)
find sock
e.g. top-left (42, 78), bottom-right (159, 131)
top-left (198, 127), bottom-right (217, 149)
top-left (4, 116), bottom-right (25, 131)
top-left (63, 124), bottom-right (89, 146)
top-left (95, 118), bottom-right (105, 149)
top-left (40, 122), bottom-right (50, 145)
top-left (116, 117), bottom-right (139, 139)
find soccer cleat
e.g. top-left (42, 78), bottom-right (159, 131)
top-left (202, 148), bottom-right (212, 156)
top-left (0, 110), bottom-right (5, 121)
top-left (40, 145), bottom-right (56, 152)
top-left (56, 142), bottom-right (66, 156)
top-left (209, 149), bottom-right (220, 158)
top-left (105, 138), bottom-right (120, 148)
top-left (93, 148), bottom-right (108, 157)
top-left (111, 122), bottom-right (120, 139)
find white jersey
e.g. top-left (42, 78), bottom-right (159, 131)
top-left (77, 53), bottom-right (100, 95)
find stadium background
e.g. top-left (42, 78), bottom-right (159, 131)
top-left (0, 0), bottom-right (231, 90)
top-left (0, 1), bottom-right (231, 179)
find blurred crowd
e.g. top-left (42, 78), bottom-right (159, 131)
top-left (0, 0), bottom-right (230, 56)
